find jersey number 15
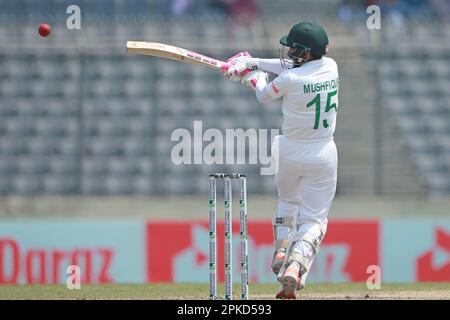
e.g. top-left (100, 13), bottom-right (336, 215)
top-left (306, 90), bottom-right (338, 130)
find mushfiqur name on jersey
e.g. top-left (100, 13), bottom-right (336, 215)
top-left (267, 57), bottom-right (340, 141)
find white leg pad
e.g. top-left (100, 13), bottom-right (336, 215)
top-left (289, 222), bottom-right (326, 272)
top-left (273, 216), bottom-right (295, 249)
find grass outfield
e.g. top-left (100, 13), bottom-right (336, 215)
top-left (0, 283), bottom-right (449, 300)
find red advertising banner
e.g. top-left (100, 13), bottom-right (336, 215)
top-left (2, 219), bottom-right (448, 284)
top-left (381, 220), bottom-right (450, 282)
top-left (323, 220), bottom-right (379, 282)
top-left (146, 220), bottom-right (380, 283)
top-left (416, 228), bottom-right (450, 282)
top-left (0, 237), bottom-right (114, 284)
top-left (0, 221), bottom-right (145, 284)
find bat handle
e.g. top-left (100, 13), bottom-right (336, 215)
top-left (220, 62), bottom-right (232, 73)
top-left (226, 51), bottom-right (252, 62)
top-left (221, 51), bottom-right (253, 74)
top-left (220, 63), bottom-right (252, 78)
top-left (239, 69), bottom-right (251, 76)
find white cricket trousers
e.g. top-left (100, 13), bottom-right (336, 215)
top-left (273, 135), bottom-right (338, 277)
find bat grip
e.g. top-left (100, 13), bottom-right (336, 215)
top-left (239, 69), bottom-right (251, 76)
top-left (220, 62), bottom-right (232, 73)
top-left (220, 51), bottom-right (253, 73)
top-left (226, 51), bottom-right (252, 62)
top-left (220, 63), bottom-right (252, 77)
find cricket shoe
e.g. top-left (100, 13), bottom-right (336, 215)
top-left (275, 281), bottom-right (305, 299)
top-left (272, 248), bottom-right (305, 292)
top-left (271, 248), bottom-right (286, 275)
top-left (275, 288), bottom-right (297, 300)
top-left (275, 261), bottom-right (301, 300)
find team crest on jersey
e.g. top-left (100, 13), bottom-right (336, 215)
top-left (271, 82), bottom-right (280, 94)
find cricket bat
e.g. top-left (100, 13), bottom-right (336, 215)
top-left (126, 41), bottom-right (231, 72)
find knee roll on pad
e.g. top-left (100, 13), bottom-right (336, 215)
top-left (289, 226), bottom-right (326, 271)
top-left (297, 230), bottom-right (324, 254)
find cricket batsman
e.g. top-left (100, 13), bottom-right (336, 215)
top-left (223, 21), bottom-right (339, 299)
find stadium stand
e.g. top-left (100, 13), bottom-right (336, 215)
top-left (0, 0), bottom-right (448, 197)
top-left (378, 44), bottom-right (450, 196)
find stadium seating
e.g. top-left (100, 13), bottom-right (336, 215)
top-left (0, 1), bottom-right (448, 197)
top-left (377, 30), bottom-right (450, 195)
top-left (0, 46), bottom-right (283, 195)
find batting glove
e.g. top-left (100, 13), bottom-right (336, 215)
top-left (222, 52), bottom-right (259, 82)
top-left (220, 52), bottom-right (251, 75)
top-left (226, 51), bottom-right (253, 64)
top-left (226, 59), bottom-right (260, 82)
top-left (241, 70), bottom-right (268, 89)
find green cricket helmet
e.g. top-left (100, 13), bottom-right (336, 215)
top-left (279, 21), bottom-right (329, 68)
top-left (280, 21), bottom-right (329, 57)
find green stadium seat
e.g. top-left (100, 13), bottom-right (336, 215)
top-left (133, 175), bottom-right (153, 195)
top-left (0, 156), bottom-right (18, 175)
top-left (104, 175), bottom-right (134, 195)
top-left (127, 137), bottom-right (153, 157)
top-left (49, 157), bottom-right (78, 175)
top-left (13, 175), bottom-right (42, 195)
top-left (43, 175), bottom-right (78, 195)
top-left (83, 157), bottom-right (108, 176)
top-left (0, 138), bottom-right (28, 156)
top-left (86, 138), bottom-right (126, 156)
top-left (107, 157), bottom-right (140, 176)
top-left (82, 175), bottom-right (106, 195)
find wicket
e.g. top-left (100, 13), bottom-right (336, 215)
top-left (209, 173), bottom-right (249, 300)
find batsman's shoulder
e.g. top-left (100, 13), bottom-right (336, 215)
top-left (323, 56), bottom-right (338, 69)
top-left (275, 68), bottom-right (294, 82)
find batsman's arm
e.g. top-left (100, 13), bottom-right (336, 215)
top-left (256, 59), bottom-right (284, 75)
top-left (253, 71), bottom-right (292, 104)
top-left (225, 57), bottom-right (284, 80)
top-left (254, 77), bottom-right (273, 104)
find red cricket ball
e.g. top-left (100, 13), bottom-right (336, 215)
top-left (38, 24), bottom-right (52, 37)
